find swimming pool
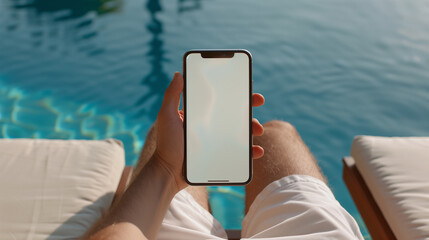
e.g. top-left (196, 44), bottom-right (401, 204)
top-left (1, 0), bottom-right (429, 237)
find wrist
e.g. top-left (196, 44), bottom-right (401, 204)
top-left (144, 155), bottom-right (181, 195)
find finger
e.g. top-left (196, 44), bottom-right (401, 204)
top-left (252, 145), bottom-right (264, 159)
top-left (252, 118), bottom-right (264, 136)
top-left (161, 72), bottom-right (183, 112)
top-left (252, 93), bottom-right (265, 107)
top-left (178, 110), bottom-right (184, 121)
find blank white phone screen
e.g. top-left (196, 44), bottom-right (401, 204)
top-left (186, 52), bottom-right (250, 184)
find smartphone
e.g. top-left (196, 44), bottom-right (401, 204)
top-left (183, 49), bottom-right (252, 185)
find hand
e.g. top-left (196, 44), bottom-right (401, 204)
top-left (152, 72), bottom-right (265, 192)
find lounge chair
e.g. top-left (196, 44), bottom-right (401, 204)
top-left (0, 139), bottom-right (133, 239)
top-left (343, 136), bottom-right (429, 240)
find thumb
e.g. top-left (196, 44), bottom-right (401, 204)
top-left (161, 72), bottom-right (183, 113)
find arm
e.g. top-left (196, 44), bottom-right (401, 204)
top-left (86, 159), bottom-right (177, 240)
top-left (85, 72), bottom-right (265, 240)
top-left (85, 73), bottom-right (186, 240)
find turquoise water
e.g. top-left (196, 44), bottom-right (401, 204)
top-left (1, 0), bottom-right (429, 237)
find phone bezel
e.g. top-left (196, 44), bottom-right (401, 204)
top-left (183, 49), bottom-right (253, 186)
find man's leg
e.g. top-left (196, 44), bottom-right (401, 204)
top-left (133, 123), bottom-right (209, 211)
top-left (243, 120), bottom-right (363, 239)
top-left (245, 120), bottom-right (326, 213)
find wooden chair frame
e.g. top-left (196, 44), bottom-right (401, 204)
top-left (342, 157), bottom-right (396, 240)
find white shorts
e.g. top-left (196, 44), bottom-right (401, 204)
top-left (157, 175), bottom-right (364, 240)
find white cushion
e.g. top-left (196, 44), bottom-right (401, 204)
top-left (0, 139), bottom-right (125, 240)
top-left (351, 136), bottom-right (429, 240)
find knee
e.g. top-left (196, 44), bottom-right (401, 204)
top-left (145, 124), bottom-right (157, 141)
top-left (263, 120), bottom-right (297, 135)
